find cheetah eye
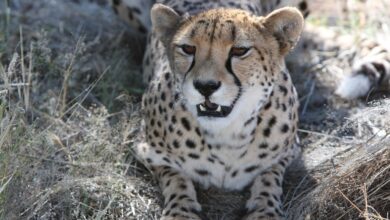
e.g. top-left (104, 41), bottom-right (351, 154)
top-left (230, 47), bottom-right (251, 57)
top-left (181, 44), bottom-right (196, 55)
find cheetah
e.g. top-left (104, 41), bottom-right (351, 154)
top-left (109, 0), bottom-right (389, 219)
top-left (139, 4), bottom-right (302, 219)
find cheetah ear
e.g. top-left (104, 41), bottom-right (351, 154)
top-left (151, 4), bottom-right (181, 46)
top-left (264, 7), bottom-right (304, 55)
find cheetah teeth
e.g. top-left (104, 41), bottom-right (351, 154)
top-left (199, 104), bottom-right (222, 112)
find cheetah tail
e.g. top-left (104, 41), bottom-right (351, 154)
top-left (336, 57), bottom-right (390, 99)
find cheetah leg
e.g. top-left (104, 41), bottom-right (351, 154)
top-left (154, 165), bottom-right (207, 220)
top-left (242, 160), bottom-right (290, 220)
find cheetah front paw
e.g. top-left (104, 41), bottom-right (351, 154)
top-left (241, 208), bottom-right (283, 220)
top-left (160, 207), bottom-right (208, 220)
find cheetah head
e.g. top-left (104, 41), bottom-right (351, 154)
top-left (151, 4), bottom-right (303, 132)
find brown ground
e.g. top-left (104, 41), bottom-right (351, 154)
top-left (0, 0), bottom-right (389, 219)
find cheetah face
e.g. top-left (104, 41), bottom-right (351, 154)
top-left (152, 4), bottom-right (303, 129)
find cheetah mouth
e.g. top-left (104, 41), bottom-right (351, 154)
top-left (196, 99), bottom-right (233, 117)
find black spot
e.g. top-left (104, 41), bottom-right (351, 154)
top-left (258, 153), bottom-right (268, 159)
top-left (158, 105), bottom-right (163, 114)
top-left (244, 117), bottom-right (255, 126)
top-left (163, 157), bottom-right (171, 163)
top-left (181, 118), bottom-right (191, 131)
top-left (188, 153), bottom-right (200, 159)
top-left (161, 92), bottom-right (166, 101)
top-left (257, 116), bottom-right (262, 125)
top-left (179, 156), bottom-right (186, 163)
top-left (239, 150), bottom-right (248, 158)
top-left (275, 178), bottom-right (281, 186)
top-left (113, 0), bottom-right (120, 5)
top-left (171, 115), bottom-right (177, 124)
top-left (164, 72), bottom-right (171, 80)
top-left (171, 202), bottom-right (178, 209)
top-left (267, 200), bottom-right (274, 207)
top-left (244, 165), bottom-right (259, 173)
top-left (179, 184), bottom-right (187, 190)
top-left (263, 128), bottom-right (271, 137)
top-left (279, 85), bottom-right (288, 96)
top-left (283, 72), bottom-right (289, 81)
top-left (262, 179), bottom-right (271, 187)
top-left (231, 170), bottom-right (238, 177)
top-left (264, 102), bottom-right (272, 110)
top-left (281, 124), bottom-right (289, 133)
top-left (288, 97), bottom-right (294, 106)
top-left (195, 169), bottom-right (209, 176)
top-left (268, 116), bottom-right (277, 127)
top-left (173, 140), bottom-right (180, 148)
top-left (185, 139), bottom-right (196, 149)
top-left (259, 143), bottom-right (268, 149)
top-left (195, 127), bottom-right (201, 136)
top-left (250, 129), bottom-right (256, 136)
top-left (281, 104), bottom-right (287, 112)
top-left (260, 191), bottom-right (270, 197)
top-left (167, 194), bottom-right (177, 204)
top-left (271, 145), bottom-right (279, 151)
top-left (174, 93), bottom-right (180, 101)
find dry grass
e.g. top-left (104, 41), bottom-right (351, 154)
top-left (0, 0), bottom-right (389, 220)
top-left (0, 1), bottom-right (157, 219)
top-left (286, 100), bottom-right (390, 220)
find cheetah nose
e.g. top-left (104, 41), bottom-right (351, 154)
top-left (193, 80), bottom-right (221, 97)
